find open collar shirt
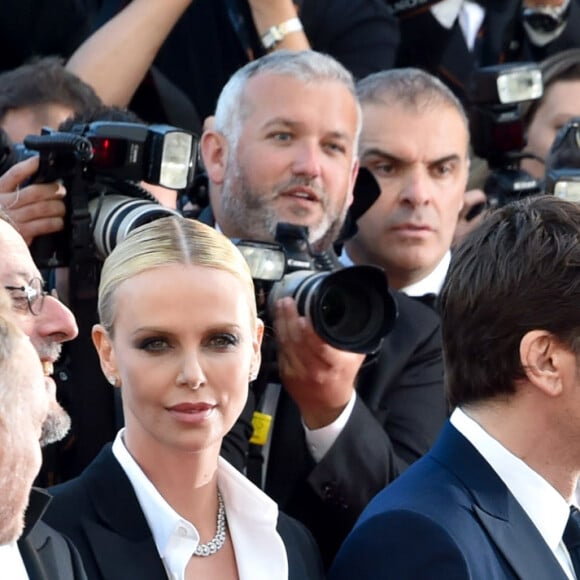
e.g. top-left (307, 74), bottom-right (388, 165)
top-left (112, 429), bottom-right (288, 580)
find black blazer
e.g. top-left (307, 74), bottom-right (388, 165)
top-left (43, 445), bottom-right (324, 580)
top-left (330, 421), bottom-right (570, 579)
top-left (19, 488), bottom-right (87, 580)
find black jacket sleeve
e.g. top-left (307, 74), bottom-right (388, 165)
top-left (268, 293), bottom-right (447, 567)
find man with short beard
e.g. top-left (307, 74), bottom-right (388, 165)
top-left (200, 49), bottom-right (447, 567)
top-left (0, 286), bottom-right (85, 578)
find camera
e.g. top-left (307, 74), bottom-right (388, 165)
top-left (0, 121), bottom-right (197, 267)
top-left (467, 62), bottom-right (544, 217)
top-left (235, 223), bottom-right (398, 355)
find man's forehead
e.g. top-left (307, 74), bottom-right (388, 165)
top-left (361, 102), bottom-right (469, 152)
top-left (243, 73), bottom-right (359, 138)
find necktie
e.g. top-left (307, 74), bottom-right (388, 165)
top-left (413, 293), bottom-right (438, 310)
top-left (563, 506), bottom-right (580, 576)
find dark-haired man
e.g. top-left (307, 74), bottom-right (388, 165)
top-left (343, 67), bottom-right (481, 299)
top-left (331, 194), bottom-right (580, 579)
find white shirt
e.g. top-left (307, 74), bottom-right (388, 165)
top-left (451, 408), bottom-right (576, 580)
top-left (112, 430), bottom-right (288, 580)
top-left (431, 0), bottom-right (485, 50)
top-left (431, 0), bottom-right (569, 51)
top-left (0, 542), bottom-right (29, 580)
top-left (400, 251), bottom-right (451, 297)
top-left (340, 248), bottom-right (449, 298)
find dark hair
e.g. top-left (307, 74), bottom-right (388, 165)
top-left (440, 195), bottom-right (580, 408)
top-left (0, 57), bottom-right (102, 122)
top-left (57, 104), bottom-right (143, 132)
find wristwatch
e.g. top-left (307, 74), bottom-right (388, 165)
top-left (260, 17), bottom-right (303, 52)
top-left (522, 1), bottom-right (571, 34)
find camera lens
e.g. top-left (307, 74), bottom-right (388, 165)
top-left (268, 265), bottom-right (397, 354)
top-left (320, 286), bottom-right (347, 329)
top-left (90, 194), bottom-right (180, 258)
top-left (319, 283), bottom-right (372, 337)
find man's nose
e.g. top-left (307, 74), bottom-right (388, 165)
top-left (400, 168), bottom-right (432, 206)
top-left (291, 141), bottom-right (323, 179)
top-left (36, 295), bottom-right (78, 343)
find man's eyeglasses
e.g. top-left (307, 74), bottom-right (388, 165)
top-left (4, 277), bottom-right (48, 316)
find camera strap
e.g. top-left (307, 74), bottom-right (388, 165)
top-left (247, 382), bottom-right (282, 489)
top-left (67, 169), bottom-right (99, 302)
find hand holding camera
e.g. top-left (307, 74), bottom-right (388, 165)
top-left (0, 156), bottom-right (66, 245)
top-left (274, 295), bottom-right (365, 429)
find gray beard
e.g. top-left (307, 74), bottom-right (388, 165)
top-left (40, 404), bottom-right (71, 447)
top-left (219, 159), bottom-right (348, 253)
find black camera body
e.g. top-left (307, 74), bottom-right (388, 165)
top-left (0, 121), bottom-right (197, 269)
top-left (236, 223), bottom-right (398, 356)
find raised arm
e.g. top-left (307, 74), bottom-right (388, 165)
top-left (66, 0), bottom-right (193, 107)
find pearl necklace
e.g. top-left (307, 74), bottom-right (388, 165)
top-left (193, 490), bottom-right (227, 557)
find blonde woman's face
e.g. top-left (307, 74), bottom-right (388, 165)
top-left (93, 264), bottom-right (262, 460)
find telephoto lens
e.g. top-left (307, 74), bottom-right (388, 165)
top-left (268, 264), bottom-right (397, 354)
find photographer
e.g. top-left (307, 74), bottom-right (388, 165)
top-left (200, 49), bottom-right (446, 567)
top-left (0, 157), bottom-right (66, 246)
top-left (0, 57), bottom-right (102, 144)
top-left (521, 47), bottom-right (580, 180)
top-left (0, 59), bottom-right (103, 246)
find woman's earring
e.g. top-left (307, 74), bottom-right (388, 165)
top-left (107, 376), bottom-right (117, 386)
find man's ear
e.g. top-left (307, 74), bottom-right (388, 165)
top-left (200, 130), bottom-right (228, 185)
top-left (520, 330), bottom-right (571, 397)
top-left (92, 324), bottom-right (119, 387)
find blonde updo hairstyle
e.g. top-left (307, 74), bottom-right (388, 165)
top-left (97, 216), bottom-right (257, 335)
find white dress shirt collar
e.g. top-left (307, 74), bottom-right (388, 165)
top-left (431, 0), bottom-right (486, 51)
top-left (340, 248), bottom-right (450, 297)
top-left (112, 429), bottom-right (287, 580)
top-left (401, 251), bottom-right (451, 297)
top-left (451, 408), bottom-right (575, 579)
top-left (0, 542), bottom-right (29, 580)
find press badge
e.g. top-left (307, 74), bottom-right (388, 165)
top-left (250, 411), bottom-right (272, 446)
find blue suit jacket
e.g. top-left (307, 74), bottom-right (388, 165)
top-left (329, 421), bottom-right (570, 580)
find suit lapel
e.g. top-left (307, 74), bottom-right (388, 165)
top-left (80, 446), bottom-right (168, 580)
top-left (18, 489), bottom-right (52, 580)
top-left (474, 503), bottom-right (568, 580)
top-left (432, 423), bottom-right (569, 580)
top-left (18, 537), bottom-right (50, 580)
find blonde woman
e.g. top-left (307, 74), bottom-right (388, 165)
top-left (44, 216), bottom-right (323, 580)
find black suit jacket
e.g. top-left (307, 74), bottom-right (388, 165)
top-left (18, 488), bottom-right (87, 580)
top-left (265, 291), bottom-right (446, 567)
top-left (197, 208), bottom-right (447, 567)
top-left (330, 421), bottom-right (570, 579)
top-left (395, 0), bottom-right (580, 102)
top-left (43, 445), bottom-right (324, 580)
